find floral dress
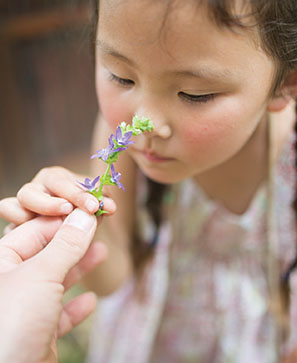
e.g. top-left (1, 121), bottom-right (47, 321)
top-left (86, 133), bottom-right (297, 363)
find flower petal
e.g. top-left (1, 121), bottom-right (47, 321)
top-left (116, 126), bottom-right (122, 141)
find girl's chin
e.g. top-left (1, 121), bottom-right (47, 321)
top-left (130, 151), bottom-right (190, 184)
top-left (136, 164), bottom-right (184, 185)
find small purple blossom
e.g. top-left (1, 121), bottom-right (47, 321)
top-left (110, 164), bottom-right (125, 191)
top-left (87, 117), bottom-right (154, 216)
top-left (114, 126), bottom-right (134, 146)
top-left (78, 176), bottom-right (100, 191)
top-left (91, 135), bottom-right (126, 162)
top-left (91, 145), bottom-right (112, 162)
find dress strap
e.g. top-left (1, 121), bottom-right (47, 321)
top-left (266, 112), bottom-right (288, 358)
top-left (267, 112), bottom-right (279, 297)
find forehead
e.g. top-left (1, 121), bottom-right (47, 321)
top-left (98, 0), bottom-right (254, 37)
top-left (97, 0), bottom-right (263, 69)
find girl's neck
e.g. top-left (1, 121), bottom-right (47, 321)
top-left (194, 101), bottom-right (296, 215)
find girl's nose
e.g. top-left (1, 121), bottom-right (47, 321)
top-left (150, 123), bottom-right (172, 138)
top-left (135, 109), bottom-right (172, 139)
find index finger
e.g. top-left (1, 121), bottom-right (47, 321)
top-left (19, 167), bottom-right (116, 216)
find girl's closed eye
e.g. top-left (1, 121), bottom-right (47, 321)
top-left (178, 92), bottom-right (216, 104)
top-left (108, 72), bottom-right (134, 87)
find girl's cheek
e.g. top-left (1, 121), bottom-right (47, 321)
top-left (180, 122), bottom-right (223, 153)
top-left (96, 83), bottom-right (129, 131)
top-left (99, 95), bottom-right (121, 130)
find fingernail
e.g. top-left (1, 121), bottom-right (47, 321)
top-left (60, 202), bottom-right (73, 214)
top-left (85, 199), bottom-right (98, 213)
top-left (64, 208), bottom-right (95, 232)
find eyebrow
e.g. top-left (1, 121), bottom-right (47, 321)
top-left (171, 68), bottom-right (235, 83)
top-left (96, 39), bottom-right (135, 66)
top-left (96, 39), bottom-right (235, 82)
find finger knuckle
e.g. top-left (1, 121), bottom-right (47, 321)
top-left (34, 167), bottom-right (48, 180)
top-left (72, 193), bottom-right (87, 207)
top-left (55, 227), bottom-right (86, 256)
top-left (17, 183), bottom-right (32, 201)
top-left (36, 166), bottom-right (68, 180)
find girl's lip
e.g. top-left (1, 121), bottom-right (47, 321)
top-left (141, 150), bottom-right (174, 163)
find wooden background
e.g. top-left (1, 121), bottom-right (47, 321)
top-left (0, 3), bottom-right (99, 361)
top-left (0, 0), bottom-right (98, 198)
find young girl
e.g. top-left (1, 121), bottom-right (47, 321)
top-left (1, 0), bottom-right (297, 362)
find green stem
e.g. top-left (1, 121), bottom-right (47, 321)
top-left (98, 163), bottom-right (111, 196)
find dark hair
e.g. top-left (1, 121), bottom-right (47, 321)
top-left (90, 0), bottom-right (297, 307)
top-left (208, 0), bottom-right (297, 94)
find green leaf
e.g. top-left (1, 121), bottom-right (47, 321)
top-left (89, 190), bottom-right (103, 200)
top-left (101, 175), bottom-right (117, 187)
top-left (107, 152), bottom-right (120, 164)
top-left (95, 209), bottom-right (109, 216)
top-left (132, 115), bottom-right (154, 133)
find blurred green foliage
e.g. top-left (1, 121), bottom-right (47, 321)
top-left (58, 284), bottom-right (94, 363)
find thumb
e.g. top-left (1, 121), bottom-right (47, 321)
top-left (31, 208), bottom-right (97, 282)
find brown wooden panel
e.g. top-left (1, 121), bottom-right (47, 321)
top-left (0, 0), bottom-right (98, 197)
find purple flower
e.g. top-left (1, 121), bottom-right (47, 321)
top-left (110, 164), bottom-right (125, 191)
top-left (91, 135), bottom-right (126, 162)
top-left (114, 126), bottom-right (134, 146)
top-left (78, 176), bottom-right (100, 191)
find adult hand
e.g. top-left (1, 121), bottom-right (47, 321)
top-left (0, 209), bottom-right (107, 363)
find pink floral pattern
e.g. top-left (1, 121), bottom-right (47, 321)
top-left (87, 134), bottom-right (297, 363)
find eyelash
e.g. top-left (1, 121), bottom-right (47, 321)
top-left (178, 92), bottom-right (215, 104)
top-left (108, 73), bottom-right (134, 87)
top-left (108, 73), bottom-right (216, 104)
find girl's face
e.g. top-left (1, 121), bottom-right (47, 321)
top-left (95, 0), bottom-right (276, 184)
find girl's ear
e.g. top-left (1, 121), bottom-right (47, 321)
top-left (267, 71), bottom-right (297, 112)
